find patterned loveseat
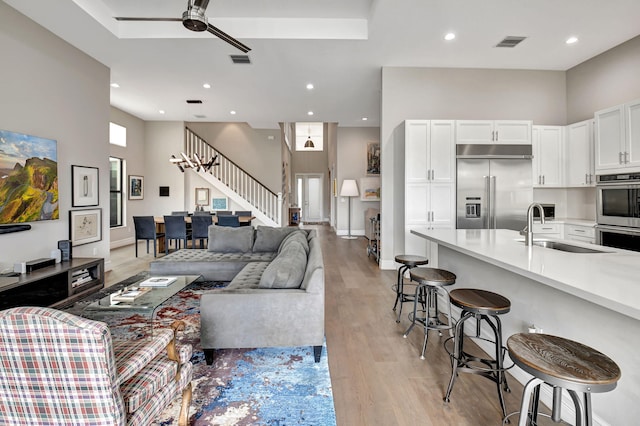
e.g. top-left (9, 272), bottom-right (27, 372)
top-left (149, 226), bottom-right (325, 364)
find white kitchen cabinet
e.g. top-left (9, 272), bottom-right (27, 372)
top-left (456, 120), bottom-right (532, 145)
top-left (595, 99), bottom-right (640, 173)
top-left (566, 119), bottom-right (595, 187)
top-left (532, 126), bottom-right (564, 187)
top-left (565, 224), bottom-right (596, 244)
top-left (404, 120), bottom-right (456, 258)
top-left (532, 222), bottom-right (562, 239)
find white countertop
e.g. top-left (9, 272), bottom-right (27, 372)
top-left (410, 228), bottom-right (640, 321)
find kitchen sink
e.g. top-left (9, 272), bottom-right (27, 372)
top-left (519, 240), bottom-right (609, 253)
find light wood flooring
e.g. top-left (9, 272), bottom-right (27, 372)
top-left (108, 224), bottom-right (549, 426)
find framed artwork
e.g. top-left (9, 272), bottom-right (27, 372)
top-left (212, 197), bottom-right (228, 210)
top-left (366, 142), bottom-right (380, 175)
top-left (128, 175), bottom-right (144, 200)
top-left (72, 165), bottom-right (99, 207)
top-left (195, 187), bottom-right (210, 206)
top-left (360, 177), bottom-right (381, 201)
top-left (69, 208), bottom-right (102, 246)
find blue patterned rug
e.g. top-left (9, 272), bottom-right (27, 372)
top-left (68, 275), bottom-right (336, 426)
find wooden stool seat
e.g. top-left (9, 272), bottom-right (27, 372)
top-left (392, 255), bottom-right (429, 323)
top-left (444, 288), bottom-right (511, 421)
top-left (403, 267), bottom-right (456, 359)
top-left (507, 333), bottom-right (621, 426)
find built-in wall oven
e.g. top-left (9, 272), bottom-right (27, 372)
top-left (596, 172), bottom-right (640, 251)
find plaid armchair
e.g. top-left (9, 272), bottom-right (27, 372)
top-left (0, 307), bottom-right (193, 425)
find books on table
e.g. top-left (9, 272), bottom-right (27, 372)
top-left (110, 286), bottom-right (150, 303)
top-left (139, 276), bottom-right (178, 287)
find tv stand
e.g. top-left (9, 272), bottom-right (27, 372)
top-left (0, 258), bottom-right (104, 310)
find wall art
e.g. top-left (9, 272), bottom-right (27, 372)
top-left (72, 165), bottom-right (99, 207)
top-left (69, 208), bottom-right (102, 246)
top-left (128, 175), bottom-right (144, 200)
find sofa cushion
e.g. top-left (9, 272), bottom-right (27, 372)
top-left (252, 226), bottom-right (298, 252)
top-left (278, 230), bottom-right (309, 255)
top-left (259, 243), bottom-right (307, 289)
top-left (208, 225), bottom-right (254, 252)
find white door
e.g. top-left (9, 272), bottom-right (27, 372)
top-left (296, 174), bottom-right (323, 223)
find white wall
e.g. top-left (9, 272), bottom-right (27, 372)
top-left (336, 127), bottom-right (381, 235)
top-left (0, 3), bottom-right (111, 271)
top-left (380, 67), bottom-right (567, 269)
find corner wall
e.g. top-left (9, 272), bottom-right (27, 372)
top-left (0, 3), bottom-right (111, 271)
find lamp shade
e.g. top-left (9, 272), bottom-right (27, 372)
top-left (340, 179), bottom-right (359, 197)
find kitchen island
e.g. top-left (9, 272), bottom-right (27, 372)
top-left (411, 228), bottom-right (639, 426)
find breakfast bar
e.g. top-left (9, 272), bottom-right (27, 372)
top-left (410, 227), bottom-right (640, 425)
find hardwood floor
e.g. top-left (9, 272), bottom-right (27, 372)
top-left (108, 224), bottom-right (544, 426)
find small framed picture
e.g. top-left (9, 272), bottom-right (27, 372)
top-left (69, 208), bottom-right (102, 246)
top-left (366, 142), bottom-right (380, 176)
top-left (72, 165), bottom-right (99, 207)
top-left (360, 177), bottom-right (381, 201)
top-left (195, 187), bottom-right (210, 206)
top-left (128, 175), bottom-right (144, 200)
top-left (212, 197), bottom-right (228, 211)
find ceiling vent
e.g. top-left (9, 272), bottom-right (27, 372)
top-left (495, 36), bottom-right (527, 48)
top-left (186, 99), bottom-right (203, 104)
top-left (230, 54), bottom-right (251, 64)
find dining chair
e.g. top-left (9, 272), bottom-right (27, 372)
top-left (191, 214), bottom-right (213, 248)
top-left (164, 215), bottom-right (190, 253)
top-left (215, 210), bottom-right (232, 216)
top-left (133, 216), bottom-right (164, 257)
top-left (234, 211), bottom-right (252, 226)
top-left (193, 210), bottom-right (212, 216)
top-left (217, 214), bottom-right (240, 227)
top-left (171, 211), bottom-right (189, 216)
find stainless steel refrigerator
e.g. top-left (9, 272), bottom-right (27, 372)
top-left (456, 144), bottom-right (533, 231)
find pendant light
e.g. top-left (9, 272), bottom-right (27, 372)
top-left (304, 124), bottom-right (315, 148)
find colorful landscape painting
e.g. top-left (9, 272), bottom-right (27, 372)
top-left (0, 129), bottom-right (58, 224)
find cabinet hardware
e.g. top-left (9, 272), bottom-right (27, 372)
top-left (619, 152), bottom-right (623, 164)
top-left (625, 151), bottom-right (629, 164)
top-left (542, 175), bottom-right (545, 185)
top-left (575, 229), bottom-right (586, 233)
top-left (585, 174), bottom-right (589, 184)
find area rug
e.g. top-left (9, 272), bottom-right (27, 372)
top-left (67, 275), bottom-right (337, 426)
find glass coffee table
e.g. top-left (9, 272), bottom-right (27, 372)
top-left (82, 274), bottom-right (201, 328)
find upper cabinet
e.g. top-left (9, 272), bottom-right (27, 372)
top-left (456, 120), bottom-right (532, 145)
top-left (405, 120), bottom-right (455, 184)
top-left (566, 119), bottom-right (595, 187)
top-left (532, 126), bottom-right (564, 187)
top-left (595, 99), bottom-right (640, 173)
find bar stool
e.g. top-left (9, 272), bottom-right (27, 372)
top-left (507, 333), bottom-right (621, 426)
top-left (402, 267), bottom-right (456, 359)
top-left (392, 255), bottom-right (429, 323)
top-left (444, 288), bottom-right (512, 420)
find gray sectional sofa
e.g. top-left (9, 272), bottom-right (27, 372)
top-left (149, 226), bottom-right (325, 364)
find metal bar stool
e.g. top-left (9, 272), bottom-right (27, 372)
top-left (392, 255), bottom-right (429, 323)
top-left (444, 288), bottom-right (512, 421)
top-left (507, 333), bottom-right (621, 426)
top-left (402, 267), bottom-right (456, 359)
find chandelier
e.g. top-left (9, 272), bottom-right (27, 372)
top-left (169, 152), bottom-right (219, 173)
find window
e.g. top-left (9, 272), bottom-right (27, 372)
top-left (109, 157), bottom-right (124, 227)
top-left (295, 122), bottom-right (323, 151)
top-left (109, 122), bottom-right (126, 147)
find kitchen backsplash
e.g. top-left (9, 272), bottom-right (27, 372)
top-left (532, 187), bottom-right (596, 220)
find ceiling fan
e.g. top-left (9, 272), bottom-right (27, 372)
top-left (115, 0), bottom-right (251, 53)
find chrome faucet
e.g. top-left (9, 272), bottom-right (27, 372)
top-left (521, 203), bottom-right (545, 246)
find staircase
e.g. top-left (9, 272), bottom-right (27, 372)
top-left (185, 127), bottom-right (282, 226)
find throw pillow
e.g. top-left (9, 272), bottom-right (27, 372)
top-left (252, 226), bottom-right (298, 252)
top-left (208, 225), bottom-right (254, 252)
top-left (259, 242), bottom-right (307, 289)
top-left (278, 230), bottom-right (309, 255)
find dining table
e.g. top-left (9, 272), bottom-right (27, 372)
top-left (153, 215), bottom-right (255, 252)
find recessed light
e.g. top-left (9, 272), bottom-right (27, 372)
top-left (203, 83), bottom-right (211, 89)
top-left (230, 110), bottom-right (236, 115)
top-left (566, 36), bottom-right (578, 45)
top-left (444, 33), bottom-right (456, 41)
top-left (362, 117), bottom-right (368, 121)
top-left (307, 111), bottom-right (314, 116)
top-left (159, 110), bottom-right (165, 114)
top-left (306, 83), bottom-right (314, 90)
top-left (110, 83), bottom-right (120, 88)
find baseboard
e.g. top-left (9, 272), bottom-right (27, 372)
top-left (110, 237), bottom-right (134, 249)
top-left (335, 229), bottom-right (365, 237)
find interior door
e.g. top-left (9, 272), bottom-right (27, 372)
top-left (296, 174), bottom-right (323, 223)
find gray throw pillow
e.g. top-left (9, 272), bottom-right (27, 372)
top-left (208, 225), bottom-right (254, 252)
top-left (252, 226), bottom-right (298, 252)
top-left (259, 243), bottom-right (307, 288)
top-left (278, 230), bottom-right (309, 255)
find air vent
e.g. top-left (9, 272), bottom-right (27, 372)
top-left (186, 99), bottom-right (203, 104)
top-left (495, 36), bottom-right (527, 48)
top-left (230, 54), bottom-right (251, 64)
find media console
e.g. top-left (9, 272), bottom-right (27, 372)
top-left (0, 257), bottom-right (104, 310)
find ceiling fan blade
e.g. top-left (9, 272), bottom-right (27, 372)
top-left (206, 24), bottom-right (251, 53)
top-left (115, 17), bottom-right (182, 22)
